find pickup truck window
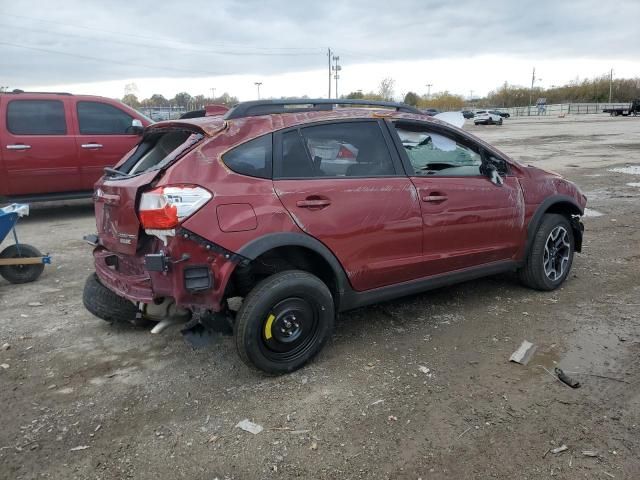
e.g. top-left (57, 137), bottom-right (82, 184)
top-left (77, 101), bottom-right (133, 135)
top-left (7, 100), bottom-right (67, 135)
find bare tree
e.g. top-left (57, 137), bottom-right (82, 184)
top-left (378, 77), bottom-right (395, 101)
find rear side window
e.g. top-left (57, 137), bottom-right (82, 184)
top-left (7, 100), bottom-right (67, 135)
top-left (277, 121), bottom-right (396, 178)
top-left (77, 101), bottom-right (133, 134)
top-left (222, 134), bottom-right (272, 179)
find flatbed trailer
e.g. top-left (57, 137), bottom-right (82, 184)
top-left (603, 99), bottom-right (640, 116)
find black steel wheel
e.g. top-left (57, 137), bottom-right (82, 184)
top-left (234, 270), bottom-right (334, 374)
top-left (0, 244), bottom-right (45, 284)
top-left (519, 214), bottom-right (575, 291)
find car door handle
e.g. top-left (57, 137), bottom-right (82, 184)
top-left (296, 199), bottom-right (331, 208)
top-left (6, 144), bottom-right (31, 150)
top-left (81, 143), bottom-right (103, 149)
top-left (422, 194), bottom-right (448, 203)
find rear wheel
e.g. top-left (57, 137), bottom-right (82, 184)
top-left (234, 270), bottom-right (335, 374)
top-left (0, 244), bottom-right (45, 284)
top-left (519, 214), bottom-right (574, 291)
top-left (83, 273), bottom-right (139, 324)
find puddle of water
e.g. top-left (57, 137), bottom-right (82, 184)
top-left (583, 208), bottom-right (604, 217)
top-left (609, 165), bottom-right (640, 175)
top-left (626, 182), bottom-right (640, 187)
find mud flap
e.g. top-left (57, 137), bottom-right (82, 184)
top-left (181, 309), bottom-right (234, 348)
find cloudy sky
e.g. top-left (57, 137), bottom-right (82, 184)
top-left (1, 0), bottom-right (639, 101)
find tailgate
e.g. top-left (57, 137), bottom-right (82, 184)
top-left (95, 171), bottom-right (158, 255)
top-left (94, 124), bottom-right (212, 255)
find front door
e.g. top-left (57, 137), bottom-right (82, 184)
top-left (74, 100), bottom-right (141, 190)
top-left (1, 97), bottom-right (80, 195)
top-left (388, 120), bottom-right (525, 276)
top-left (273, 120), bottom-right (423, 291)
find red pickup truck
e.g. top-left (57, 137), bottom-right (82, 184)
top-left (0, 91), bottom-right (151, 201)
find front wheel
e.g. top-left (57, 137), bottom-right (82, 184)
top-left (0, 244), bottom-right (45, 284)
top-left (234, 270), bottom-right (335, 374)
top-left (519, 214), bottom-right (575, 291)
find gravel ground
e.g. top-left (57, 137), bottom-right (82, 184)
top-left (1, 114), bottom-right (639, 480)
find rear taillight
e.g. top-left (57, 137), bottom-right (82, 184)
top-left (139, 185), bottom-right (212, 231)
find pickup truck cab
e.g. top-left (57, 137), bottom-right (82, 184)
top-left (0, 91), bottom-right (151, 201)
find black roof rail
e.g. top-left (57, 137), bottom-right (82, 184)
top-left (223, 98), bottom-right (422, 119)
top-left (3, 89), bottom-right (72, 95)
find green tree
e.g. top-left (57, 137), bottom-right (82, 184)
top-left (403, 91), bottom-right (420, 106)
top-left (121, 93), bottom-right (140, 109)
top-left (172, 92), bottom-right (193, 108)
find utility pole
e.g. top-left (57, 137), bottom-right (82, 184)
top-left (469, 90), bottom-right (474, 105)
top-left (327, 48), bottom-right (332, 98)
top-left (426, 83), bottom-right (432, 99)
top-left (332, 55), bottom-right (341, 99)
top-left (528, 67), bottom-right (536, 116)
top-left (609, 68), bottom-right (613, 104)
top-left (254, 82), bottom-right (262, 100)
top-left (210, 87), bottom-right (216, 100)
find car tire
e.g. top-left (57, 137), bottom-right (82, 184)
top-left (519, 214), bottom-right (575, 291)
top-left (498, 118), bottom-right (503, 125)
top-left (83, 273), bottom-right (139, 324)
top-left (0, 244), bottom-right (45, 284)
top-left (234, 270), bottom-right (335, 374)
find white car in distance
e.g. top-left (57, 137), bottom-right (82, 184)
top-left (474, 110), bottom-right (503, 125)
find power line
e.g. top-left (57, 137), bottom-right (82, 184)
top-left (0, 23), bottom-right (323, 57)
top-left (1, 13), bottom-right (323, 53)
top-left (0, 41), bottom-right (227, 77)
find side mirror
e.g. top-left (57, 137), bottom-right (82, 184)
top-left (130, 119), bottom-right (144, 135)
top-left (480, 162), bottom-right (504, 186)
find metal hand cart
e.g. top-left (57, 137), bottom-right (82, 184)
top-left (0, 204), bottom-right (51, 284)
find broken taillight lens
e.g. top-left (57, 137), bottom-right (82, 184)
top-left (138, 185), bottom-right (212, 230)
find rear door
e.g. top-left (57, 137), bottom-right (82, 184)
top-left (388, 120), bottom-right (524, 276)
top-left (1, 96), bottom-right (80, 195)
top-left (74, 99), bottom-right (142, 190)
top-left (273, 120), bottom-right (423, 292)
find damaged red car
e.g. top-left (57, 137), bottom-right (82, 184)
top-left (83, 99), bottom-right (586, 373)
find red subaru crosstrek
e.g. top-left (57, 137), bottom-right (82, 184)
top-left (83, 99), bottom-right (586, 373)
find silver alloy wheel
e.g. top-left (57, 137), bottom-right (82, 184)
top-left (543, 226), bottom-right (571, 281)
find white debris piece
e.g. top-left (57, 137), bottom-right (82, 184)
top-left (235, 419), bottom-right (263, 435)
top-left (583, 208), bottom-right (604, 218)
top-left (609, 165), bottom-right (640, 175)
top-left (70, 445), bottom-right (90, 451)
top-left (581, 450), bottom-right (598, 457)
top-left (418, 366), bottom-right (430, 374)
top-left (1, 343), bottom-right (10, 351)
top-left (550, 445), bottom-right (568, 454)
top-left (509, 340), bottom-right (537, 365)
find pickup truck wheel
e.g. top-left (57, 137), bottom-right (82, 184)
top-left (0, 244), bottom-right (45, 284)
top-left (83, 273), bottom-right (139, 324)
top-left (519, 214), bottom-right (574, 291)
top-left (234, 270), bottom-right (334, 374)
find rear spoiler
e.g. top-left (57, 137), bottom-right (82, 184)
top-left (179, 104), bottom-right (230, 119)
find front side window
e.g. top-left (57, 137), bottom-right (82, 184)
top-left (278, 121), bottom-right (396, 178)
top-left (222, 134), bottom-right (272, 179)
top-left (77, 101), bottom-right (133, 135)
top-left (394, 123), bottom-right (482, 176)
top-left (7, 100), bottom-right (67, 135)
